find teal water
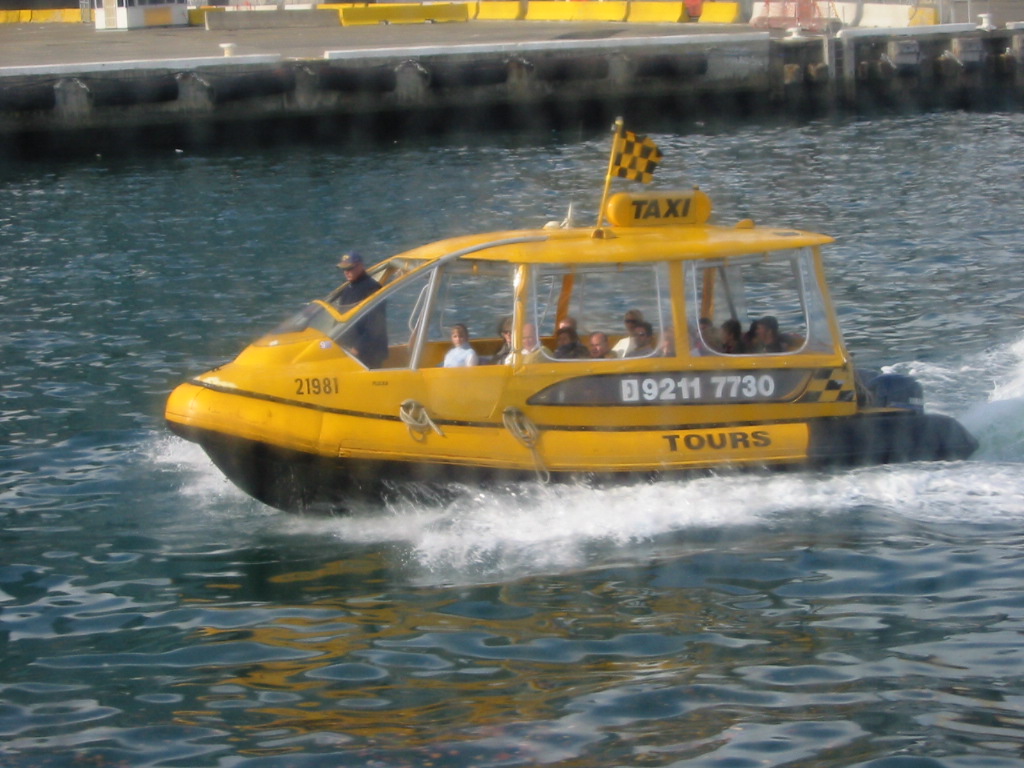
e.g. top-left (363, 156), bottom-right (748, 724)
top-left (2, 112), bottom-right (1024, 766)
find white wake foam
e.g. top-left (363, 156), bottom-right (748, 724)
top-left (271, 461), bottom-right (1023, 585)
top-left (147, 433), bottom-right (247, 503)
top-left (145, 332), bottom-right (1024, 583)
top-left (957, 331), bottom-right (1024, 462)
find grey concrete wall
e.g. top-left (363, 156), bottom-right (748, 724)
top-left (0, 26), bottom-right (1021, 139)
top-left (939, 0), bottom-right (1024, 24)
top-left (204, 8), bottom-right (340, 30)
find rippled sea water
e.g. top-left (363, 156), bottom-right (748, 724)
top-left (2, 112), bottom-right (1024, 767)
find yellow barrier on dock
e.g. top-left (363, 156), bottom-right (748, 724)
top-left (188, 6), bottom-right (219, 25)
top-left (474, 1), bottom-right (524, 20)
top-left (1, 8), bottom-right (80, 22)
top-left (0, 0), bottom-right (954, 26)
top-left (340, 2), bottom-right (470, 24)
top-left (697, 1), bottom-right (741, 22)
top-left (627, 1), bottom-right (687, 22)
top-left (909, 6), bottom-right (939, 25)
top-left (523, 1), bottom-right (626, 21)
top-left (573, 1), bottom-right (629, 21)
top-left (523, 1), bottom-right (573, 21)
top-left (317, 2), bottom-right (367, 25)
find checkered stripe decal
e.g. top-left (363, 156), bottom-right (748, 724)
top-left (798, 368), bottom-right (856, 403)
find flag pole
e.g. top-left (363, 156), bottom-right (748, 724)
top-left (594, 116), bottom-right (624, 236)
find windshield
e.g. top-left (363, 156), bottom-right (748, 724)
top-left (269, 257), bottom-right (428, 338)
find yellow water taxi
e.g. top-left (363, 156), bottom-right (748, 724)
top-left (165, 122), bottom-right (977, 512)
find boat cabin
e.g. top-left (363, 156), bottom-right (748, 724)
top-left (268, 190), bottom-right (849, 416)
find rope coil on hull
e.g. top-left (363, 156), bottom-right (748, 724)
top-left (399, 399), bottom-right (444, 440)
top-left (502, 407), bottom-right (550, 483)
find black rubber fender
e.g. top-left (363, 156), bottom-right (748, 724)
top-left (807, 411), bottom-right (978, 467)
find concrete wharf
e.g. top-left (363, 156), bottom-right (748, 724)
top-left (1, 16), bottom-right (1023, 150)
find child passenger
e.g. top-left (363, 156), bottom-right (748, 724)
top-left (443, 324), bottom-right (478, 367)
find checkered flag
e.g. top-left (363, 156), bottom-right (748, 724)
top-left (612, 130), bottom-right (662, 184)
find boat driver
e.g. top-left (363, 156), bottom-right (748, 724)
top-left (336, 251), bottom-right (388, 369)
top-left (336, 251), bottom-right (379, 307)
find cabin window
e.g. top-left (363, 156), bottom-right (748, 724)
top-left (685, 247), bottom-right (834, 356)
top-left (329, 257), bottom-right (516, 369)
top-left (524, 262), bottom-right (673, 361)
top-left (421, 260), bottom-right (516, 364)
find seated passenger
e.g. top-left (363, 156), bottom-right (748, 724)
top-left (554, 327), bottom-right (588, 359)
top-left (658, 326), bottom-right (676, 357)
top-left (612, 309), bottom-right (644, 358)
top-left (522, 323), bottom-right (541, 353)
top-left (767, 316), bottom-right (802, 351)
top-left (755, 316), bottom-right (782, 352)
top-left (443, 323), bottom-right (478, 367)
top-left (588, 331), bottom-right (614, 359)
top-left (491, 316), bottom-right (513, 365)
top-left (744, 319), bottom-right (763, 352)
top-left (626, 321), bottom-right (656, 357)
top-left (505, 323), bottom-right (543, 364)
top-left (720, 318), bottom-right (746, 354)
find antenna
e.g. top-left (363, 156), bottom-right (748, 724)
top-left (543, 201), bottom-right (576, 230)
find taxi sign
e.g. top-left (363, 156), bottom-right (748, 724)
top-left (605, 189), bottom-right (713, 227)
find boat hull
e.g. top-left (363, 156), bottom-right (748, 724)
top-left (168, 411), bottom-right (978, 514)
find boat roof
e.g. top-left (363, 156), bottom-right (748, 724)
top-left (392, 222), bottom-right (834, 266)
top-left (388, 191), bottom-right (834, 267)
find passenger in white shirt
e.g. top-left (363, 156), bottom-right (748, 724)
top-left (443, 324), bottom-right (478, 367)
top-left (611, 309), bottom-right (644, 358)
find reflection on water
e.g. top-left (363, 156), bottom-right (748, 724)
top-left (10, 486), bottom-right (1024, 765)
top-left (1, 112), bottom-right (1024, 766)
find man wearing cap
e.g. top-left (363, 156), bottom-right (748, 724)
top-left (336, 252), bottom-right (380, 308)
top-left (335, 252), bottom-right (388, 368)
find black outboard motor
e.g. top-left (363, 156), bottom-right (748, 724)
top-left (809, 372), bottom-right (977, 465)
top-left (867, 374), bottom-right (924, 413)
